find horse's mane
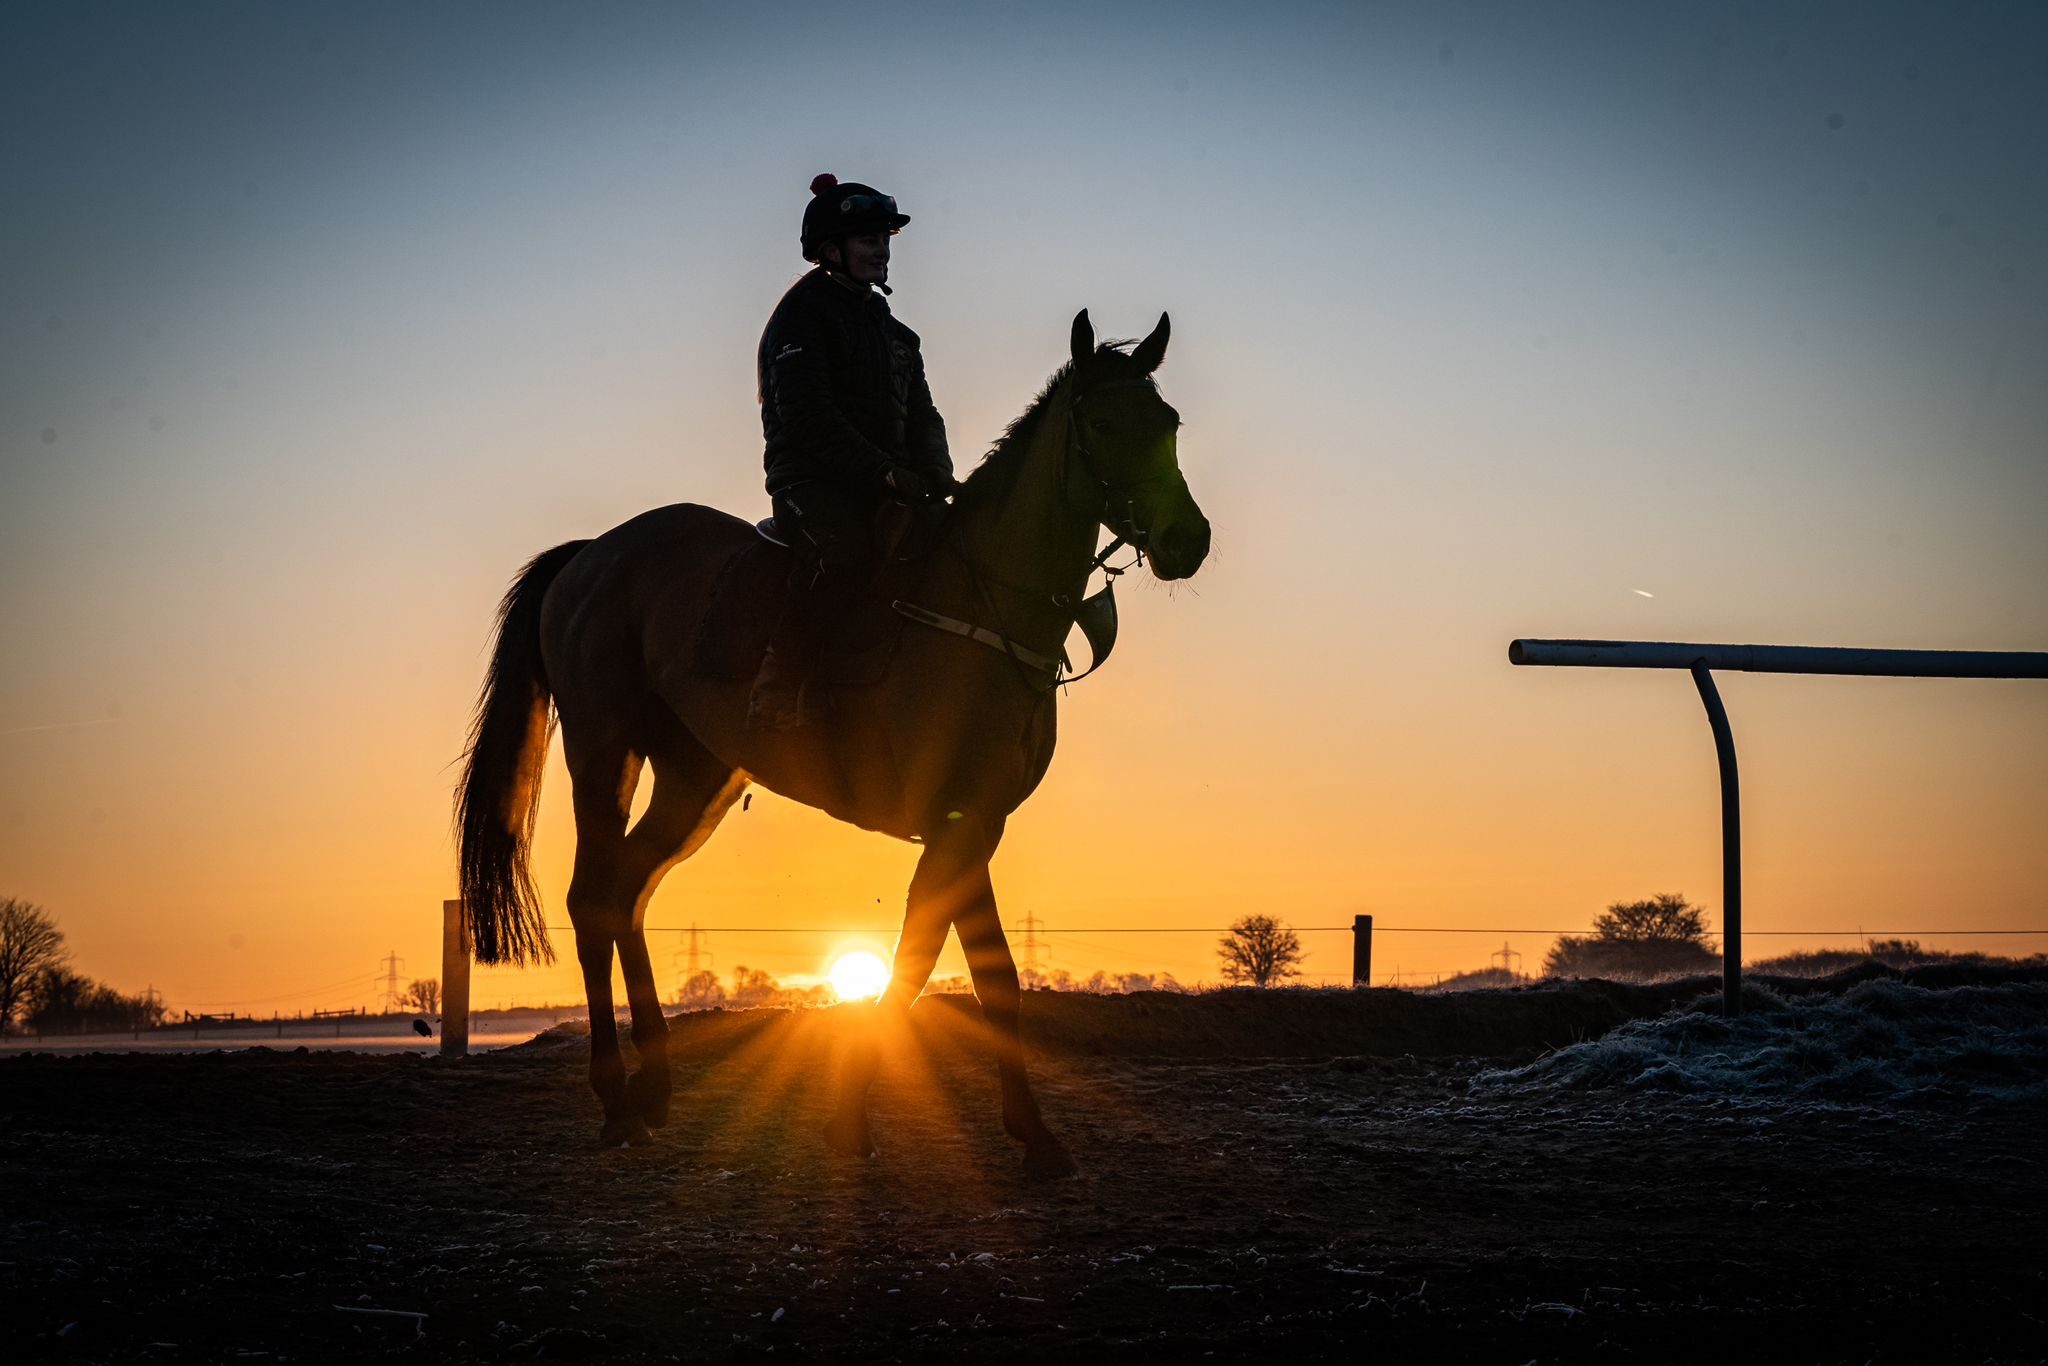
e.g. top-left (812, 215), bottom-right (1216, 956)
top-left (954, 341), bottom-right (1148, 510)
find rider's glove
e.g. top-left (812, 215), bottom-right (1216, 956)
top-left (882, 464), bottom-right (930, 503)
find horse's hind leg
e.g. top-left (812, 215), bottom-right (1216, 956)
top-left (612, 735), bottom-right (747, 1131)
top-left (563, 729), bottom-right (646, 1147)
top-left (956, 876), bottom-right (1077, 1179)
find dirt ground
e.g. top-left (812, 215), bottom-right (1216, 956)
top-left (4, 986), bottom-right (2043, 1364)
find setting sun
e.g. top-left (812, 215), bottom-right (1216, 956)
top-left (827, 951), bottom-right (890, 1002)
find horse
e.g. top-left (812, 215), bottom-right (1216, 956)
top-left (454, 310), bottom-right (1208, 1175)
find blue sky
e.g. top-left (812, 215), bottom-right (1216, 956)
top-left (3, 2), bottom-right (2043, 1007)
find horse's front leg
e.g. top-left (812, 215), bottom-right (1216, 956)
top-left (826, 822), bottom-right (987, 1159)
top-left (956, 878), bottom-right (1077, 1179)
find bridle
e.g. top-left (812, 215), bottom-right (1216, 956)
top-left (1061, 373), bottom-right (1177, 570)
top-left (897, 370), bottom-right (1177, 693)
top-left (901, 370), bottom-right (1187, 696)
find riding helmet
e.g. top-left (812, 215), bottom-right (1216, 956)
top-left (800, 173), bottom-right (911, 262)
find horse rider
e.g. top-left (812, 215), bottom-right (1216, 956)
top-left (749, 172), bottom-right (956, 730)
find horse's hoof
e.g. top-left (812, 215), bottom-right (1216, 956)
top-left (1022, 1140), bottom-right (1078, 1180)
top-left (823, 1112), bottom-right (878, 1159)
top-left (599, 1115), bottom-right (653, 1148)
top-left (626, 1071), bottom-right (671, 1129)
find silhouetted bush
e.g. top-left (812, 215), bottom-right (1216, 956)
top-left (23, 967), bottom-right (166, 1035)
top-left (1750, 939), bottom-right (2046, 978)
top-left (1422, 967), bottom-right (1524, 993)
top-left (675, 969), bottom-right (727, 1010)
top-left (1021, 968), bottom-right (1188, 994)
top-left (673, 966), bottom-right (834, 1012)
top-left (1544, 937), bottom-right (1720, 981)
top-left (729, 966), bottom-right (782, 1009)
top-left (1544, 893), bottom-right (1718, 982)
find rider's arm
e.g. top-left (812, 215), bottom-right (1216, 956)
top-left (765, 313), bottom-right (895, 487)
top-left (903, 349), bottom-right (953, 485)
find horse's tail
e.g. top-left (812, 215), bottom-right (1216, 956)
top-left (455, 540), bottom-right (589, 967)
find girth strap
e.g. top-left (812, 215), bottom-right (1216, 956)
top-left (892, 600), bottom-right (1061, 680)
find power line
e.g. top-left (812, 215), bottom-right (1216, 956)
top-left (182, 970), bottom-right (385, 1009)
top-left (580, 924), bottom-right (2043, 937)
top-left (1061, 926), bottom-right (2046, 937)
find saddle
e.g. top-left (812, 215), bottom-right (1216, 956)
top-left (687, 499), bottom-right (944, 684)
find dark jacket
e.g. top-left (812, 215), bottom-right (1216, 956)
top-left (759, 268), bottom-right (951, 495)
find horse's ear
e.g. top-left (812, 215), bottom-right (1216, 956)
top-left (1071, 309), bottom-right (1093, 369)
top-left (1132, 312), bottom-right (1170, 374)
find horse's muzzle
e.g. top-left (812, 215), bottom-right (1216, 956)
top-left (1149, 513), bottom-right (1211, 582)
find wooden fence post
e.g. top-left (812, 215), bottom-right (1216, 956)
top-left (442, 899), bottom-right (471, 1058)
top-left (1352, 914), bottom-right (1373, 987)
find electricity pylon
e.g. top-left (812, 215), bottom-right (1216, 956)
top-left (1018, 913), bottom-right (1045, 973)
top-left (377, 950), bottom-right (407, 1013)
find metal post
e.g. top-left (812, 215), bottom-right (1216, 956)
top-left (1689, 664), bottom-right (1742, 1017)
top-left (1352, 914), bottom-right (1373, 987)
top-left (441, 899), bottom-right (471, 1058)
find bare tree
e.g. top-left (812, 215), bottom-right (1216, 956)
top-left (729, 965), bottom-right (780, 1009)
top-left (0, 898), bottom-right (68, 1034)
top-left (676, 969), bottom-right (726, 1011)
top-left (1218, 914), bottom-right (1304, 987)
top-left (405, 978), bottom-right (442, 1014)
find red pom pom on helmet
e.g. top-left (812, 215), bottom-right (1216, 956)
top-left (810, 173), bottom-right (838, 196)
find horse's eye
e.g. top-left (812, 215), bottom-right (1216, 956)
top-left (1088, 419), bottom-right (1114, 436)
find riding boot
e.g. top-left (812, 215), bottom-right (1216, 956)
top-left (749, 574), bottom-right (831, 731)
top-left (751, 482), bottom-right (873, 730)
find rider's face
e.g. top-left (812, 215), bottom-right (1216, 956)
top-left (827, 231), bottom-right (891, 286)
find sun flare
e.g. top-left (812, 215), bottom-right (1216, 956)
top-left (828, 950), bottom-right (890, 1002)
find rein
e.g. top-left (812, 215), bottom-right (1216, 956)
top-left (893, 375), bottom-right (1159, 692)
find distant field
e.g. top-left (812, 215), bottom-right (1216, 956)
top-left (0, 1011), bottom-right (579, 1055)
top-left (0, 1028), bottom-right (542, 1055)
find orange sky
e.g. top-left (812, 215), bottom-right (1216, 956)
top-left (3, 4), bottom-right (2045, 1015)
